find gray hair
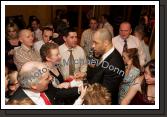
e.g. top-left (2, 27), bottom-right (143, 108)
top-left (17, 67), bottom-right (47, 89)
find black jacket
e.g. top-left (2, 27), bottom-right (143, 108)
top-left (87, 49), bottom-right (125, 104)
top-left (8, 83), bottom-right (79, 105)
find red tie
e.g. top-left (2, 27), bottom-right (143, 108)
top-left (40, 92), bottom-right (51, 105)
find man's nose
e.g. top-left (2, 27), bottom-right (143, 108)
top-left (49, 76), bottom-right (52, 81)
top-left (92, 43), bottom-right (95, 48)
top-left (30, 36), bottom-right (34, 41)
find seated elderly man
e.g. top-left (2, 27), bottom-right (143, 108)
top-left (8, 61), bottom-right (80, 105)
top-left (13, 29), bottom-right (41, 71)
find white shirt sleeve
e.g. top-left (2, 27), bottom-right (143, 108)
top-left (73, 97), bottom-right (83, 105)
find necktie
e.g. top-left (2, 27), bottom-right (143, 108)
top-left (123, 40), bottom-right (128, 52)
top-left (40, 92), bottom-right (51, 105)
top-left (68, 49), bottom-right (75, 75)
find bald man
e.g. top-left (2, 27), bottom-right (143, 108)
top-left (8, 61), bottom-right (79, 105)
top-left (87, 28), bottom-right (125, 105)
top-left (13, 29), bottom-right (41, 71)
top-left (112, 22), bottom-right (146, 66)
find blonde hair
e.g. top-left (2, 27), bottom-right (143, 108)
top-left (6, 23), bottom-right (19, 40)
top-left (83, 83), bottom-right (111, 105)
top-left (7, 98), bottom-right (35, 105)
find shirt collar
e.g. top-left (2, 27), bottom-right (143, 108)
top-left (63, 43), bottom-right (76, 52)
top-left (21, 44), bottom-right (34, 52)
top-left (23, 89), bottom-right (40, 99)
top-left (119, 35), bottom-right (132, 42)
top-left (35, 28), bottom-right (40, 32)
top-left (101, 46), bottom-right (115, 62)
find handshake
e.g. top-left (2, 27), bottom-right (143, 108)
top-left (56, 72), bottom-right (86, 89)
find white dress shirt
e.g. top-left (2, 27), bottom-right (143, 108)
top-left (73, 97), bottom-right (83, 105)
top-left (140, 40), bottom-right (151, 63)
top-left (23, 89), bottom-right (46, 105)
top-left (34, 28), bottom-right (43, 41)
top-left (59, 44), bottom-right (87, 79)
top-left (112, 35), bottom-right (146, 66)
top-left (33, 40), bottom-right (45, 53)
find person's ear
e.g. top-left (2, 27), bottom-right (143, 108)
top-left (104, 40), bottom-right (109, 46)
top-left (63, 36), bottom-right (66, 42)
top-left (19, 37), bottom-right (23, 43)
top-left (46, 56), bottom-right (51, 62)
top-left (31, 84), bottom-right (37, 90)
top-left (130, 29), bottom-right (132, 34)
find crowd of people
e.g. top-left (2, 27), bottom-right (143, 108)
top-left (5, 14), bottom-right (155, 105)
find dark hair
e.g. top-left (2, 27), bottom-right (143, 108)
top-left (144, 59), bottom-right (155, 77)
top-left (141, 59), bottom-right (155, 96)
top-left (55, 20), bottom-right (68, 36)
top-left (42, 27), bottom-right (53, 35)
top-left (89, 17), bottom-right (97, 22)
top-left (124, 48), bottom-right (141, 70)
top-left (63, 28), bottom-right (76, 37)
top-left (40, 43), bottom-right (59, 62)
top-left (31, 18), bottom-right (40, 25)
top-left (102, 14), bottom-right (109, 21)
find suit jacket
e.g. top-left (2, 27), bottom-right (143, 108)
top-left (87, 49), bottom-right (125, 105)
top-left (8, 83), bottom-right (79, 105)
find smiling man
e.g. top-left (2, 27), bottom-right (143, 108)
top-left (13, 29), bottom-right (41, 71)
top-left (7, 61), bottom-right (80, 105)
top-left (59, 28), bottom-right (87, 81)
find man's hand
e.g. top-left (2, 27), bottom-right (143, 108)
top-left (57, 82), bottom-right (70, 89)
top-left (48, 40), bottom-right (55, 43)
top-left (78, 85), bottom-right (87, 98)
top-left (74, 72), bottom-right (86, 80)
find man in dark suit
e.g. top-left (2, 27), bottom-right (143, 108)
top-left (87, 28), bottom-right (125, 105)
top-left (8, 61), bottom-right (80, 105)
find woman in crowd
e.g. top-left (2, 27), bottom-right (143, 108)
top-left (119, 48), bottom-right (141, 103)
top-left (121, 59), bottom-right (155, 105)
top-left (40, 42), bottom-right (83, 104)
top-left (134, 25), bottom-right (151, 63)
top-left (40, 42), bottom-right (68, 88)
top-left (74, 83), bottom-right (111, 105)
top-left (5, 22), bottom-right (21, 70)
top-left (40, 42), bottom-right (83, 88)
top-left (6, 22), bottom-right (21, 55)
